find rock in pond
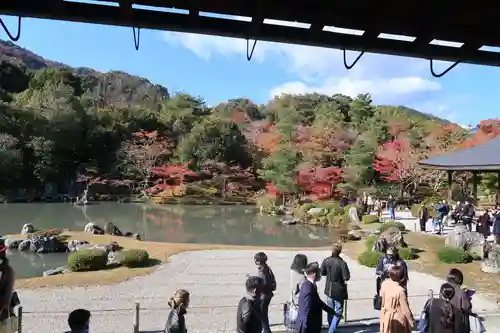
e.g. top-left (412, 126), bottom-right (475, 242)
top-left (29, 236), bottom-right (68, 253)
top-left (18, 240), bottom-right (31, 251)
top-left (21, 223), bottom-right (35, 235)
top-left (84, 222), bottom-right (104, 235)
top-left (5, 238), bottom-right (25, 250)
top-left (308, 207), bottom-right (326, 215)
top-left (281, 217), bottom-right (299, 226)
top-left (43, 266), bottom-right (67, 277)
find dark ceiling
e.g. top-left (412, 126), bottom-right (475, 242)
top-left (1, 0), bottom-right (500, 72)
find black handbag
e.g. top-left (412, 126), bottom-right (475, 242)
top-left (373, 294), bottom-right (382, 310)
top-left (10, 291), bottom-right (20, 308)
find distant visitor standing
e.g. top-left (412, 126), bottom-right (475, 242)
top-left (321, 243), bottom-right (350, 333)
top-left (494, 211), bottom-right (500, 244)
top-left (64, 309), bottom-right (91, 333)
top-left (0, 240), bottom-right (16, 333)
top-left (418, 203), bottom-right (430, 232)
top-left (459, 199), bottom-right (475, 231)
top-left (387, 195), bottom-right (396, 221)
top-left (165, 289), bottom-right (190, 333)
top-left (254, 252), bottom-right (277, 333)
top-left (237, 276), bottom-right (264, 333)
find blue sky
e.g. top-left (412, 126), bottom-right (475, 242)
top-left (1, 14), bottom-right (500, 126)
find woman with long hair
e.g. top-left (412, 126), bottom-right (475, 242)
top-left (165, 289), bottom-right (190, 333)
top-left (379, 265), bottom-right (414, 333)
top-left (427, 283), bottom-right (463, 333)
top-left (290, 254), bottom-right (308, 304)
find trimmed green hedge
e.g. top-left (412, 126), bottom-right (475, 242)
top-left (362, 215), bottom-right (379, 224)
top-left (399, 247), bottom-right (416, 260)
top-left (436, 246), bottom-right (470, 264)
top-left (68, 249), bottom-right (108, 272)
top-left (379, 221), bottom-right (406, 232)
top-left (357, 250), bottom-right (383, 268)
top-left (365, 235), bottom-right (378, 250)
top-left (116, 249), bottom-right (150, 268)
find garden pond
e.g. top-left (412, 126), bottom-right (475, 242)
top-left (0, 203), bottom-right (338, 278)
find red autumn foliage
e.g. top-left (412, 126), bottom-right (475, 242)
top-left (460, 119), bottom-right (500, 148)
top-left (230, 108), bottom-right (249, 124)
top-left (373, 139), bottom-right (414, 183)
top-left (150, 163), bottom-right (198, 184)
top-left (265, 166), bottom-right (342, 200)
top-left (297, 167), bottom-right (342, 200)
top-left (266, 183), bottom-right (281, 196)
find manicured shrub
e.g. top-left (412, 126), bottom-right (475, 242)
top-left (365, 235), bottom-right (378, 250)
top-left (357, 250), bottom-right (383, 268)
top-left (256, 195), bottom-right (280, 214)
top-left (318, 201), bottom-right (343, 216)
top-left (116, 249), bottom-right (150, 268)
top-left (437, 246), bottom-right (470, 264)
top-left (362, 215), bottom-right (379, 224)
top-left (294, 203), bottom-right (316, 219)
top-left (399, 247), bottom-right (416, 260)
top-left (327, 213), bottom-right (349, 227)
top-left (379, 221), bottom-right (406, 233)
top-left (68, 249), bottom-right (108, 272)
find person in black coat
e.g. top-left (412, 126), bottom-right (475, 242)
top-left (477, 210), bottom-right (492, 238)
top-left (295, 262), bottom-right (335, 333)
top-left (320, 243), bottom-right (350, 333)
top-left (236, 276), bottom-right (264, 333)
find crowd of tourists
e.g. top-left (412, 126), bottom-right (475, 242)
top-left (418, 199), bottom-right (500, 243)
top-left (0, 223), bottom-right (487, 333)
top-left (0, 241), bottom-right (484, 333)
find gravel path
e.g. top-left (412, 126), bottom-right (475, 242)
top-left (17, 250), bottom-right (499, 333)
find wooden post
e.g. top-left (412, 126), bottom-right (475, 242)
top-left (447, 170), bottom-right (453, 201)
top-left (497, 172), bottom-right (500, 207)
top-left (17, 306), bottom-right (22, 333)
top-left (133, 302), bottom-right (140, 333)
top-left (472, 171), bottom-right (478, 204)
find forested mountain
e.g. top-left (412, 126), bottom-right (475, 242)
top-left (0, 39), bottom-right (487, 201)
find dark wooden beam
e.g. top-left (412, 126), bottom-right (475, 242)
top-left (2, 0), bottom-right (500, 66)
top-left (123, 0), bottom-right (500, 47)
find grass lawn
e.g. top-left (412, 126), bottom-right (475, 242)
top-left (343, 225), bottom-right (500, 303)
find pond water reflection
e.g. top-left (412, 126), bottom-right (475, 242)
top-left (0, 203), bottom-right (337, 277)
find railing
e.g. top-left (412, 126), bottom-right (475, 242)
top-left (14, 291), bottom-right (499, 333)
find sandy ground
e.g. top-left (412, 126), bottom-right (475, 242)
top-left (16, 249), bottom-right (500, 333)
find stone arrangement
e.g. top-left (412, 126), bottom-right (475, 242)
top-left (84, 222), bottom-right (141, 240)
top-left (444, 223), bottom-right (500, 274)
top-left (3, 222), bottom-right (141, 277)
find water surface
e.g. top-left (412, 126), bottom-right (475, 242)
top-left (0, 203), bottom-right (336, 278)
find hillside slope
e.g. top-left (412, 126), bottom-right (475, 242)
top-left (0, 39), bottom-right (169, 106)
